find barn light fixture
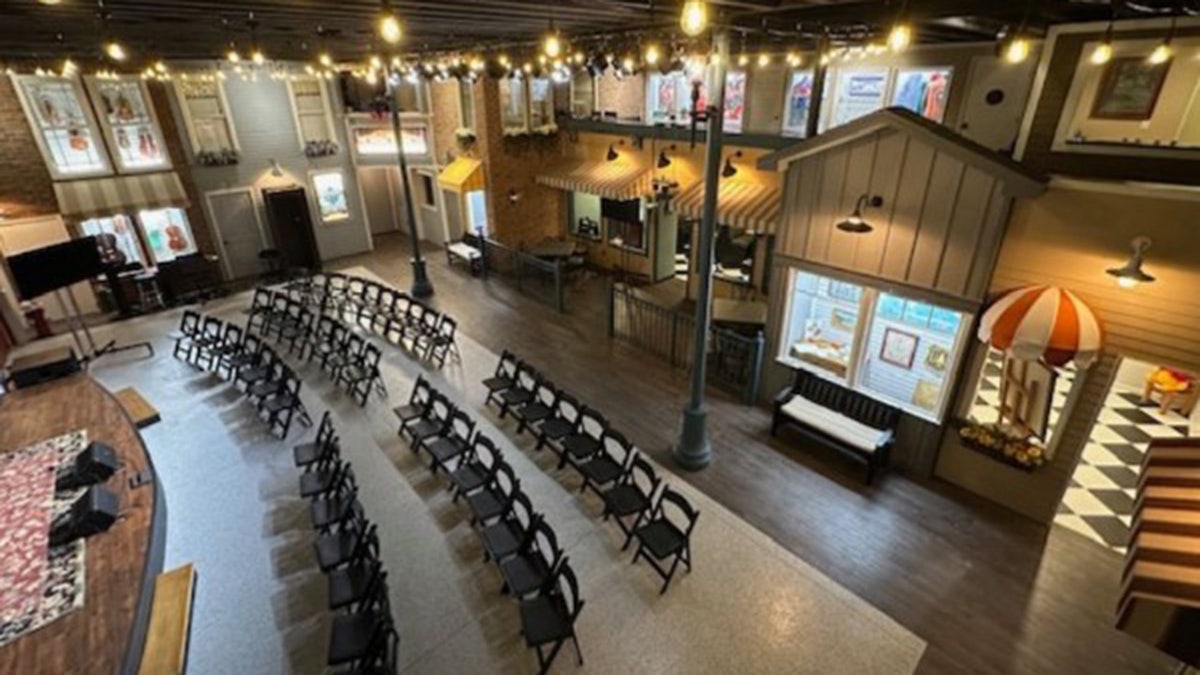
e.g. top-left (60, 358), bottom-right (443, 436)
top-left (606, 143), bottom-right (620, 161)
top-left (379, 1), bottom-right (403, 45)
top-left (836, 194), bottom-right (884, 234)
top-left (721, 151), bottom-right (743, 178)
top-left (680, 1), bottom-right (708, 37)
top-left (1107, 236), bottom-right (1156, 288)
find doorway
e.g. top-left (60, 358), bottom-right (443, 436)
top-left (359, 166), bottom-right (402, 237)
top-left (957, 55), bottom-right (1037, 153)
top-left (262, 187), bottom-right (321, 271)
top-left (1055, 357), bottom-right (1197, 552)
top-left (206, 188), bottom-right (266, 280)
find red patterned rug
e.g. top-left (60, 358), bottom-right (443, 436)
top-left (0, 431), bottom-right (89, 647)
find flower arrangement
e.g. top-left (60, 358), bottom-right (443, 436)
top-left (455, 128), bottom-right (477, 143)
top-left (958, 422), bottom-right (1047, 471)
top-left (304, 139), bottom-right (339, 158)
top-left (530, 123), bottom-right (559, 136)
top-left (196, 148), bottom-right (239, 166)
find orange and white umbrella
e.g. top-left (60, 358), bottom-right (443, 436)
top-left (978, 286), bottom-right (1102, 368)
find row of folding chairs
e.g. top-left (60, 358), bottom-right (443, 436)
top-left (170, 310), bottom-right (312, 438)
top-left (393, 376), bottom-right (584, 675)
top-left (247, 287), bottom-right (387, 407)
top-left (293, 412), bottom-right (399, 672)
top-left (285, 273), bottom-right (461, 369)
top-left (483, 350), bottom-right (700, 594)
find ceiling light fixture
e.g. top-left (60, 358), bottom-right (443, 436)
top-left (1004, 36), bottom-right (1030, 63)
top-left (543, 20), bottom-right (562, 59)
top-left (379, 2), bottom-right (403, 45)
top-left (888, 24), bottom-right (913, 52)
top-left (1091, 10), bottom-right (1115, 65)
top-left (319, 52), bottom-right (333, 68)
top-left (1146, 13), bottom-right (1176, 65)
top-left (251, 48), bottom-right (265, 65)
top-left (104, 41), bottom-right (126, 62)
top-left (1106, 236), bottom-right (1156, 288)
top-left (645, 43), bottom-right (661, 66)
top-left (681, 0), bottom-right (708, 37)
top-left (836, 194), bottom-right (884, 234)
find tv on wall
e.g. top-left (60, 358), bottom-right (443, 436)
top-left (7, 236), bottom-right (105, 301)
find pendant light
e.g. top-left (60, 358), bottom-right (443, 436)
top-left (1106, 237), bottom-right (1156, 288)
top-left (1004, 36), bottom-right (1030, 63)
top-left (97, 2), bottom-right (127, 62)
top-left (1090, 2), bottom-right (1116, 65)
top-left (1147, 14), bottom-right (1175, 65)
top-left (721, 151), bottom-right (742, 178)
top-left (657, 147), bottom-right (673, 169)
top-left (543, 20), bottom-right (562, 59)
top-left (379, 1), bottom-right (402, 45)
top-left (680, 1), bottom-right (708, 37)
top-left (836, 194), bottom-right (884, 234)
top-left (606, 143), bottom-right (619, 162)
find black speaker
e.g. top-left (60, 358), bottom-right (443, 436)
top-left (50, 486), bottom-right (118, 546)
top-left (55, 442), bottom-right (118, 491)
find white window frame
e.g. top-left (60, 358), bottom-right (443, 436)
top-left (457, 79), bottom-right (476, 132)
top-left (569, 71), bottom-right (596, 119)
top-left (500, 75), bottom-right (530, 133)
top-left (11, 73), bottom-right (113, 180)
top-left (82, 75), bottom-right (172, 174)
top-left (308, 168), bottom-right (352, 225)
top-left (818, 65), bottom-right (954, 134)
top-left (286, 75), bottom-right (338, 151)
top-left (173, 77), bottom-right (240, 156)
top-left (345, 115), bottom-right (432, 164)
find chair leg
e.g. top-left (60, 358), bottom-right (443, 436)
top-left (536, 638), bottom-right (565, 675)
top-left (571, 634), bottom-right (583, 665)
top-left (660, 554), bottom-right (683, 594)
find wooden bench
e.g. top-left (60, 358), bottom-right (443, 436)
top-left (771, 369), bottom-right (899, 485)
top-left (446, 236), bottom-right (483, 275)
top-left (139, 563), bottom-right (196, 675)
top-left (116, 387), bottom-right (161, 429)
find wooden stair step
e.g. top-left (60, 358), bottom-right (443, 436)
top-left (1137, 486), bottom-right (1200, 512)
top-left (115, 387), bottom-right (161, 429)
top-left (1123, 532), bottom-right (1200, 579)
top-left (139, 563), bottom-right (196, 675)
top-left (1139, 466), bottom-right (1200, 490)
top-left (1132, 508), bottom-right (1200, 539)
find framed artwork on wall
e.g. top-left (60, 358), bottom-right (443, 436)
top-left (1090, 57), bottom-right (1169, 121)
top-left (879, 327), bottom-right (919, 369)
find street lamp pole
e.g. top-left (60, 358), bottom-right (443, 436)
top-left (386, 72), bottom-right (434, 299)
top-left (673, 30), bottom-right (728, 471)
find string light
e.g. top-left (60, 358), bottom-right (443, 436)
top-left (319, 52), bottom-right (333, 68)
top-left (680, 1), bottom-right (708, 37)
top-left (756, 52), bottom-right (770, 67)
top-left (888, 23), bottom-right (912, 51)
top-left (104, 41), bottom-right (126, 61)
top-left (1004, 37), bottom-right (1030, 64)
top-left (543, 24), bottom-right (562, 59)
top-left (379, 3), bottom-right (403, 45)
top-left (251, 48), bottom-right (265, 65)
top-left (645, 43), bottom-right (661, 66)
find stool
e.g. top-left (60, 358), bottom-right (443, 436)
top-left (134, 272), bottom-right (165, 313)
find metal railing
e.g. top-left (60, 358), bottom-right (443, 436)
top-left (476, 237), bottom-right (567, 313)
top-left (607, 281), bottom-right (765, 404)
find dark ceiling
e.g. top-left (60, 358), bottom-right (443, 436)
top-left (0, 0), bottom-right (1187, 65)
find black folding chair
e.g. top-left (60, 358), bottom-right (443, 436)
top-left (263, 292), bottom-right (291, 338)
top-left (327, 557), bottom-right (382, 612)
top-left (262, 371), bottom-right (312, 438)
top-left (499, 517), bottom-right (563, 597)
top-left (311, 475), bottom-right (360, 533)
top-left (196, 322), bottom-right (242, 372)
top-left (514, 382), bottom-right (557, 436)
top-left (466, 460), bottom-right (519, 526)
top-left (404, 392), bottom-right (452, 452)
top-left (189, 316), bottom-right (224, 366)
top-left (218, 331), bottom-right (262, 381)
top-left (536, 392), bottom-right (581, 453)
top-left (480, 490), bottom-right (536, 563)
top-left (246, 287), bottom-right (273, 332)
top-left (448, 434), bottom-right (501, 503)
top-left (483, 350), bottom-right (519, 407)
top-left (576, 429), bottom-right (637, 497)
top-left (424, 408), bottom-right (475, 475)
top-left (601, 455), bottom-right (662, 550)
top-left (301, 457), bottom-right (352, 499)
top-left (356, 282), bottom-right (382, 331)
top-left (557, 407), bottom-right (607, 470)
top-left (294, 410), bottom-right (338, 468)
top-left (323, 332), bottom-right (364, 382)
top-left (424, 315), bottom-right (460, 367)
top-left (301, 314), bottom-right (336, 363)
top-left (326, 571), bottom-right (395, 669)
top-left (339, 343), bottom-right (386, 406)
top-left (314, 507), bottom-right (372, 572)
top-left (279, 306), bottom-right (313, 356)
top-left (235, 344), bottom-right (278, 392)
top-left (410, 306), bottom-right (441, 354)
top-left (314, 321), bottom-right (350, 370)
top-left (519, 561), bottom-right (585, 675)
top-left (631, 486), bottom-right (699, 594)
top-left (393, 376), bottom-right (433, 436)
top-left (370, 287), bottom-right (398, 335)
top-left (170, 309), bottom-right (202, 362)
top-left (498, 364), bottom-right (538, 419)
top-left (247, 360), bottom-right (286, 407)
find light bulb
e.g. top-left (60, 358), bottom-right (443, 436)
top-left (622, 56), bottom-right (635, 72)
top-left (645, 44), bottom-right (661, 66)
top-left (227, 49), bottom-right (240, 63)
top-left (1004, 38), bottom-right (1030, 64)
top-left (737, 53), bottom-right (749, 67)
top-left (153, 60), bottom-right (167, 73)
top-left (1117, 276), bottom-right (1139, 289)
top-left (544, 33), bottom-right (562, 59)
top-left (757, 53), bottom-right (770, 67)
top-left (104, 41), bottom-right (127, 62)
top-left (251, 49), bottom-right (265, 65)
top-left (888, 24), bottom-right (912, 52)
top-left (1147, 41), bottom-right (1172, 65)
top-left (680, 0), bottom-right (707, 37)
top-left (369, 55), bottom-right (382, 70)
top-left (1090, 41), bottom-right (1113, 65)
top-left (319, 52), bottom-right (333, 68)
top-left (379, 13), bottom-right (402, 44)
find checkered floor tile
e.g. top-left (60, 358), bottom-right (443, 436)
top-left (1055, 387), bottom-right (1191, 553)
top-left (967, 350), bottom-right (1078, 441)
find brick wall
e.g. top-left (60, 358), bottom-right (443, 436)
top-left (146, 81), bottom-right (217, 256)
top-left (0, 77), bottom-right (58, 220)
top-left (475, 78), bottom-right (565, 246)
top-left (596, 72), bottom-right (645, 121)
top-left (429, 80), bottom-right (462, 164)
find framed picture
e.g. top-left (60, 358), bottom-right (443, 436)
top-left (879, 327), bottom-right (919, 370)
top-left (925, 344), bottom-right (949, 373)
top-left (1091, 57), bottom-right (1170, 121)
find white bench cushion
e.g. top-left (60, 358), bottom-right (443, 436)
top-left (447, 242), bottom-right (481, 260)
top-left (780, 395), bottom-right (892, 453)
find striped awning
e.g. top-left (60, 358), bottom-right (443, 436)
top-left (674, 178), bottom-right (782, 235)
top-left (536, 159), bottom-right (652, 201)
top-left (978, 286), bottom-right (1103, 368)
top-left (438, 157), bottom-right (485, 193)
top-left (54, 172), bottom-right (189, 218)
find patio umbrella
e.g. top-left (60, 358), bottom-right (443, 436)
top-left (978, 285), bottom-right (1102, 368)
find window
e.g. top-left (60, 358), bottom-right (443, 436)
top-left (570, 71), bottom-right (594, 118)
top-left (419, 173), bottom-right (436, 208)
top-left (13, 75), bottom-right (111, 179)
top-left (81, 214), bottom-right (144, 265)
top-left (458, 80), bottom-right (476, 132)
top-left (287, 76), bottom-right (337, 151)
top-left (782, 70), bottom-right (815, 136)
top-left (529, 77), bottom-right (554, 130)
top-left (85, 76), bottom-right (171, 173)
top-left (723, 71), bottom-right (747, 133)
top-left (138, 207), bottom-right (197, 264)
top-left (350, 123), bottom-right (429, 158)
top-left (311, 171), bottom-right (349, 223)
top-left (778, 268), bottom-right (972, 421)
top-left (827, 68), bottom-right (890, 130)
top-left (500, 75), bottom-right (528, 132)
top-left (646, 72), bottom-right (692, 124)
top-left (466, 189), bottom-right (489, 236)
top-left (174, 79), bottom-right (238, 155)
top-left (890, 68), bottom-right (952, 123)
top-left (779, 270), bottom-right (864, 381)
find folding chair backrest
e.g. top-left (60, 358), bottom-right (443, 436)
top-left (363, 344), bottom-right (382, 369)
top-left (284, 372), bottom-right (302, 397)
top-left (393, 292), bottom-right (412, 316)
top-left (555, 393), bottom-right (582, 425)
top-left (438, 315), bottom-right (457, 338)
top-left (250, 287), bottom-right (271, 311)
top-left (578, 407), bottom-right (607, 440)
top-left (344, 333), bottom-right (365, 356)
top-left (328, 273), bottom-right (348, 295)
top-left (447, 409), bottom-right (475, 443)
top-left (421, 307), bottom-right (440, 332)
top-left (241, 333), bottom-right (264, 359)
top-left (376, 287), bottom-right (396, 311)
top-left (201, 316), bottom-right (223, 338)
top-left (328, 321), bottom-right (348, 345)
top-left (491, 460), bottom-right (518, 497)
top-left (407, 301), bottom-right (425, 322)
top-left (271, 292), bottom-right (289, 313)
top-left (316, 410), bottom-right (336, 444)
top-left (297, 308), bottom-right (314, 330)
top-left (508, 490), bottom-right (535, 532)
top-left (495, 350), bottom-right (517, 379)
top-left (286, 297), bottom-right (303, 319)
top-left (408, 375), bottom-right (432, 406)
top-left (555, 561), bottom-right (585, 624)
top-left (602, 429), bottom-right (635, 466)
top-left (627, 456), bottom-right (661, 502)
top-left (363, 282), bottom-right (380, 305)
top-left (515, 364), bottom-right (538, 392)
top-left (316, 315), bottom-right (336, 339)
top-left (534, 383), bottom-right (557, 408)
top-left (527, 518), bottom-right (562, 571)
top-left (428, 393), bottom-right (453, 424)
top-left (222, 322), bottom-right (243, 346)
top-left (656, 487), bottom-right (699, 539)
top-left (348, 277), bottom-right (366, 299)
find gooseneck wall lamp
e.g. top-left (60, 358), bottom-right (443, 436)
top-left (1107, 236), bottom-right (1156, 289)
top-left (836, 194), bottom-right (884, 233)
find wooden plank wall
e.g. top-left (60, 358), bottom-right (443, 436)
top-left (778, 128), bottom-right (1013, 303)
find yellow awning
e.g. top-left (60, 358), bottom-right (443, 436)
top-left (437, 157), bottom-right (485, 193)
top-left (673, 178), bottom-right (782, 235)
top-left (536, 159), bottom-right (652, 201)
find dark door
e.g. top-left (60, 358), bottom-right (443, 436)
top-left (262, 187), bottom-right (321, 271)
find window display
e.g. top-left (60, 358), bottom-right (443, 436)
top-left (828, 68), bottom-right (890, 129)
top-left (351, 125), bottom-right (429, 157)
top-left (467, 189), bottom-right (489, 236)
top-left (891, 68), bottom-right (951, 123)
top-left (779, 270), bottom-right (864, 381)
top-left (14, 75), bottom-right (111, 179)
top-left (85, 77), bottom-right (170, 172)
top-left (287, 76), bottom-right (337, 154)
top-left (724, 71), bottom-right (746, 133)
top-left (81, 214), bottom-right (144, 265)
top-left (137, 207), bottom-right (197, 263)
top-left (500, 76), bottom-right (527, 132)
top-left (646, 72), bottom-right (693, 124)
top-left (311, 171), bottom-right (349, 223)
top-left (529, 78), bottom-right (554, 129)
top-left (174, 79), bottom-right (238, 157)
top-left (458, 80), bottom-right (476, 131)
top-left (782, 70), bottom-right (814, 136)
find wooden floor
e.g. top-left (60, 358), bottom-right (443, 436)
top-left (0, 375), bottom-right (155, 675)
top-left (340, 233), bottom-right (1179, 674)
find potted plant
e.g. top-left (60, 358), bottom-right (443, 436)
top-left (957, 421), bottom-right (1047, 471)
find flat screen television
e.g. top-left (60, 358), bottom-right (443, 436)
top-left (8, 236), bottom-right (104, 301)
top-left (601, 198), bottom-right (641, 224)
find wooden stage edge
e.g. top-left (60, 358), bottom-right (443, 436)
top-left (0, 374), bottom-right (166, 675)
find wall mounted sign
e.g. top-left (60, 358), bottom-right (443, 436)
top-left (1091, 57), bottom-right (1170, 121)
